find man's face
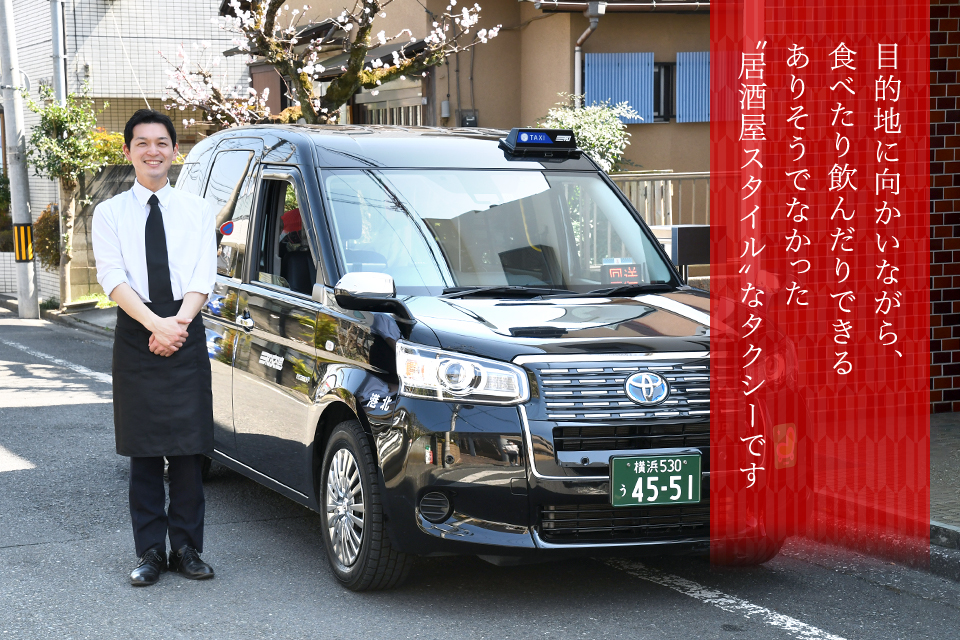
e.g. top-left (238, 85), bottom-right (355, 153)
top-left (123, 122), bottom-right (178, 184)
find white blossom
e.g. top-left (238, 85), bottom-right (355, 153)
top-left (165, 0), bottom-right (499, 125)
top-left (539, 95), bottom-right (639, 173)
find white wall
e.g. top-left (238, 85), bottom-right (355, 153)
top-left (9, 0), bottom-right (247, 302)
top-left (65, 0), bottom-right (247, 100)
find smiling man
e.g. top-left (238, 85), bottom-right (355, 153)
top-left (92, 109), bottom-right (217, 586)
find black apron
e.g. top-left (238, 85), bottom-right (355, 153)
top-left (112, 299), bottom-right (214, 457)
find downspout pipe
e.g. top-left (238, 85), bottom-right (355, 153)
top-left (574, 2), bottom-right (606, 108)
top-left (50, 0), bottom-right (67, 105)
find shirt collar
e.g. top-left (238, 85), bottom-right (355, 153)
top-left (132, 178), bottom-right (173, 210)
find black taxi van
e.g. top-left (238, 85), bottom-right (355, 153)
top-left (179, 125), bottom-right (802, 591)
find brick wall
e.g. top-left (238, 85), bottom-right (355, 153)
top-left (931, 1), bottom-right (960, 412)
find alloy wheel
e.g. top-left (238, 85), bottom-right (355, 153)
top-left (325, 448), bottom-right (365, 567)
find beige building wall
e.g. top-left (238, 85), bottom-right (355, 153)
top-left (573, 11), bottom-right (709, 60)
top-left (467, 5), bottom-right (709, 172)
top-left (421, 0), bottom-right (522, 129)
top-left (303, 1), bottom-right (428, 38)
top-left (622, 121), bottom-right (709, 172)
top-left (571, 11), bottom-right (711, 172)
top-left (236, 2), bottom-right (709, 172)
top-left (519, 7), bottom-right (573, 127)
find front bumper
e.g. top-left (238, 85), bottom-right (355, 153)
top-left (375, 398), bottom-right (714, 557)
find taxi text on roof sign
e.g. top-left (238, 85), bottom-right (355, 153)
top-left (499, 128), bottom-right (580, 158)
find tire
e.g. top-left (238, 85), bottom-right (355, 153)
top-left (319, 419), bottom-right (413, 591)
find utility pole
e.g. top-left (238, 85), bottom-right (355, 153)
top-left (51, 0), bottom-right (67, 307)
top-left (0, 0), bottom-right (39, 319)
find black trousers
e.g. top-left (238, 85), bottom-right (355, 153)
top-left (129, 455), bottom-right (206, 557)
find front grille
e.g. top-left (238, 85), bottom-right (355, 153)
top-left (554, 423), bottom-right (709, 452)
top-left (539, 503), bottom-right (709, 544)
top-left (533, 361), bottom-right (710, 423)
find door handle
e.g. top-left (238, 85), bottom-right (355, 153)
top-left (237, 311), bottom-right (254, 331)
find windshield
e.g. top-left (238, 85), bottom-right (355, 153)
top-left (320, 169), bottom-right (678, 296)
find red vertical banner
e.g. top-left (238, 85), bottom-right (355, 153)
top-left (710, 1), bottom-right (930, 563)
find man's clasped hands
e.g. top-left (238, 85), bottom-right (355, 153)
top-left (148, 314), bottom-right (192, 357)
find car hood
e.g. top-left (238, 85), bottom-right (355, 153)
top-left (404, 288), bottom-right (711, 362)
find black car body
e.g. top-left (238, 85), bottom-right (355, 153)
top-left (181, 125), bottom-right (804, 590)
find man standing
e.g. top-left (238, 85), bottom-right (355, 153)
top-left (92, 110), bottom-right (217, 586)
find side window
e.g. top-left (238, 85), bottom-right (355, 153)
top-left (204, 150), bottom-right (255, 278)
top-left (253, 179), bottom-right (316, 296)
top-left (322, 170), bottom-right (445, 294)
top-left (175, 137), bottom-right (216, 194)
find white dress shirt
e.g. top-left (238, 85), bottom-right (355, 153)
top-left (92, 179), bottom-right (217, 303)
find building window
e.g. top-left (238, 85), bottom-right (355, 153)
top-left (653, 63), bottom-right (675, 122)
top-left (356, 103), bottom-right (423, 126)
top-left (352, 78), bottom-right (425, 126)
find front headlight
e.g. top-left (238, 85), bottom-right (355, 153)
top-left (396, 341), bottom-right (529, 405)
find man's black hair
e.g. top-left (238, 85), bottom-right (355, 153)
top-left (123, 109), bottom-right (177, 148)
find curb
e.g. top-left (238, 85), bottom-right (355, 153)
top-left (0, 296), bottom-right (114, 339)
top-left (931, 520), bottom-right (960, 550)
top-left (41, 308), bottom-right (115, 339)
top-left (814, 491), bottom-right (960, 582)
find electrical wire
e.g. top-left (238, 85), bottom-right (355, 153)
top-left (109, 13), bottom-right (151, 109)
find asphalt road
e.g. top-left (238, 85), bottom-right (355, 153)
top-left (1, 304), bottom-right (959, 640)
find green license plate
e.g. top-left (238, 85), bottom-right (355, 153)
top-left (610, 453), bottom-right (702, 507)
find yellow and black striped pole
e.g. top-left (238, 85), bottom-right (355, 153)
top-left (13, 223), bottom-right (34, 262)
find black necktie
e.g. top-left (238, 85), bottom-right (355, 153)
top-left (145, 194), bottom-right (174, 303)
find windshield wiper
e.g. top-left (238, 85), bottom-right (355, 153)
top-left (441, 285), bottom-right (573, 299)
top-left (545, 282), bottom-right (677, 298)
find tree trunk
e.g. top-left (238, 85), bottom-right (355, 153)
top-left (58, 179), bottom-right (76, 307)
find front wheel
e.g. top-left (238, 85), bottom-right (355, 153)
top-left (319, 419), bottom-right (413, 591)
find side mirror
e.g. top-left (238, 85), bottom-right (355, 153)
top-left (332, 272), bottom-right (415, 323)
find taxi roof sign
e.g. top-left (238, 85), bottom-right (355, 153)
top-left (499, 128), bottom-right (581, 158)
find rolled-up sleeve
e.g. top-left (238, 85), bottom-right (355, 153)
top-left (91, 202), bottom-right (128, 297)
top-left (184, 200), bottom-right (217, 296)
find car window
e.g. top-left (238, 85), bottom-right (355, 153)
top-left (177, 137), bottom-right (217, 194)
top-left (176, 163), bottom-right (203, 195)
top-left (204, 150), bottom-right (255, 278)
top-left (322, 171), bottom-right (447, 294)
top-left (253, 179), bottom-right (317, 296)
top-left (321, 169), bottom-right (675, 294)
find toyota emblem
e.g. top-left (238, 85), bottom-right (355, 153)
top-left (625, 372), bottom-right (669, 405)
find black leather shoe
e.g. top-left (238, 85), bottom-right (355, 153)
top-left (169, 546), bottom-right (214, 580)
top-left (130, 549), bottom-right (166, 586)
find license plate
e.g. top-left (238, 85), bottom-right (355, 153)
top-left (610, 453), bottom-right (702, 507)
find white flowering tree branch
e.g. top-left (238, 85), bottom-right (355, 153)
top-left (538, 94), bottom-right (639, 173)
top-left (161, 43), bottom-right (272, 128)
top-left (216, 0), bottom-right (500, 124)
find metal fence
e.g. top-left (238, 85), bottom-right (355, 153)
top-left (0, 253), bottom-right (16, 294)
top-left (609, 172), bottom-right (710, 226)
